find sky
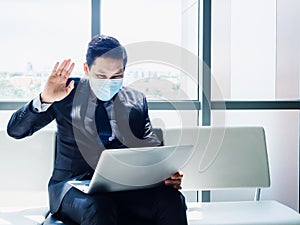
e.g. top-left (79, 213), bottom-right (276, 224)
top-left (0, 0), bottom-right (182, 73)
top-left (0, 0), bottom-right (90, 73)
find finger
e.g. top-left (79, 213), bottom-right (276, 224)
top-left (63, 59), bottom-right (71, 71)
top-left (164, 180), bottom-right (172, 186)
top-left (164, 179), bottom-right (181, 186)
top-left (60, 59), bottom-right (71, 77)
top-left (165, 177), bottom-right (182, 184)
top-left (166, 181), bottom-right (182, 190)
top-left (171, 174), bottom-right (183, 179)
top-left (65, 62), bottom-right (75, 77)
top-left (66, 80), bottom-right (75, 94)
top-left (168, 180), bottom-right (182, 185)
top-left (171, 171), bottom-right (183, 178)
top-left (167, 178), bottom-right (182, 182)
top-left (51, 62), bottom-right (59, 76)
top-left (177, 171), bottom-right (184, 176)
top-left (173, 184), bottom-right (182, 190)
top-left (56, 59), bottom-right (68, 75)
top-left (61, 63), bottom-right (75, 83)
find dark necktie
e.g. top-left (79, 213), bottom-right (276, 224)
top-left (95, 100), bottom-right (112, 146)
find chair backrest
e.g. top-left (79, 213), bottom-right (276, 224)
top-left (162, 126), bottom-right (270, 190)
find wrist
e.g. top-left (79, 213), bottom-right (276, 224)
top-left (40, 93), bottom-right (53, 104)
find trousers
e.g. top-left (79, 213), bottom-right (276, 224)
top-left (54, 185), bottom-right (188, 225)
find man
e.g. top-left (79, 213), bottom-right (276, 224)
top-left (7, 35), bottom-right (188, 225)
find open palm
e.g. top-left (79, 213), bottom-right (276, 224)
top-left (41, 59), bottom-right (75, 103)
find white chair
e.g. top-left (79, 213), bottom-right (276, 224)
top-left (163, 126), bottom-right (300, 225)
top-left (0, 130), bottom-right (55, 225)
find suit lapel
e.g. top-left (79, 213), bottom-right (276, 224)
top-left (71, 78), bottom-right (104, 169)
top-left (71, 78), bottom-right (97, 136)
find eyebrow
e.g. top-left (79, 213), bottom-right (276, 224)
top-left (96, 68), bottom-right (124, 75)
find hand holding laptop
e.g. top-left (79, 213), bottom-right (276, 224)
top-left (164, 171), bottom-right (183, 190)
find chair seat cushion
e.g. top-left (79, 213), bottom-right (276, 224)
top-left (44, 212), bottom-right (155, 225)
top-left (18, 200), bottom-right (300, 225)
top-left (0, 191), bottom-right (49, 225)
top-left (43, 214), bottom-right (76, 225)
top-left (0, 207), bottom-right (48, 225)
top-left (187, 200), bottom-right (300, 225)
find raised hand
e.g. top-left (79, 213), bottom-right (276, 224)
top-left (40, 59), bottom-right (75, 103)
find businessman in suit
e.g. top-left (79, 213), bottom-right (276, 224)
top-left (7, 35), bottom-right (188, 225)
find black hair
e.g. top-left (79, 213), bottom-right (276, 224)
top-left (86, 34), bottom-right (127, 69)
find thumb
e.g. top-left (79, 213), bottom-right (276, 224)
top-left (66, 80), bottom-right (75, 94)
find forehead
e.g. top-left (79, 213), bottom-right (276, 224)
top-left (92, 57), bottom-right (124, 72)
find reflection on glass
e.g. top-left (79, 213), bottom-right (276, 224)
top-left (125, 62), bottom-right (197, 100)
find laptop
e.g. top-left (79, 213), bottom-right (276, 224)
top-left (68, 145), bottom-right (193, 193)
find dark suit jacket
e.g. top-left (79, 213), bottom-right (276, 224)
top-left (7, 78), bottom-right (161, 213)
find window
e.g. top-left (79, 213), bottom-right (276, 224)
top-left (102, 0), bottom-right (199, 101)
top-left (211, 0), bottom-right (300, 100)
top-left (0, 0), bottom-right (90, 100)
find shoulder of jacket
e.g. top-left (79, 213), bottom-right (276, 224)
top-left (67, 77), bottom-right (84, 88)
top-left (115, 87), bottom-right (146, 106)
top-left (120, 86), bottom-right (145, 98)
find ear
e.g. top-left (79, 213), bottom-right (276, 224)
top-left (83, 63), bottom-right (89, 76)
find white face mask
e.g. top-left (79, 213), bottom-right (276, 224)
top-left (89, 78), bottom-right (123, 101)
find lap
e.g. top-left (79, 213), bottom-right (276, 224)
top-left (55, 188), bottom-right (118, 225)
top-left (55, 186), bottom-right (187, 225)
top-left (116, 186), bottom-right (187, 225)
